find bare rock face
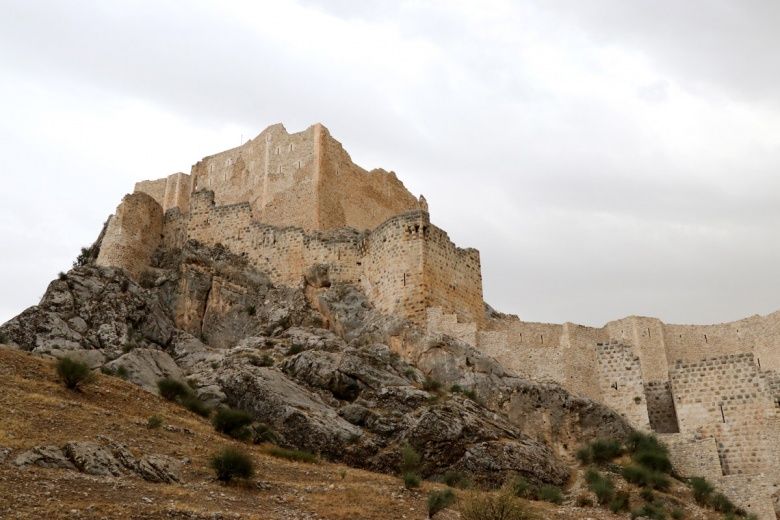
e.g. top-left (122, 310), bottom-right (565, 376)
top-left (13, 439), bottom-right (180, 483)
top-left (1, 239), bottom-right (634, 489)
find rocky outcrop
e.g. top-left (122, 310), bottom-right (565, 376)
top-left (13, 438), bottom-right (180, 483)
top-left (1, 240), bottom-right (633, 489)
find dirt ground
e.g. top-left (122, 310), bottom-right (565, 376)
top-left (0, 347), bottom-right (715, 520)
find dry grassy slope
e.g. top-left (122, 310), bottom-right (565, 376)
top-left (0, 347), bottom-right (716, 520)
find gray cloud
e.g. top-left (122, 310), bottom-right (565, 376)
top-left (1, 0), bottom-right (779, 327)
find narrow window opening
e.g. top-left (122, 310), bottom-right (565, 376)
top-left (757, 358), bottom-right (761, 368)
top-left (720, 404), bottom-right (725, 423)
top-left (403, 273), bottom-right (406, 286)
top-left (611, 382), bottom-right (618, 390)
top-left (704, 334), bottom-right (708, 343)
top-left (540, 334), bottom-right (544, 345)
top-left (647, 327), bottom-right (651, 338)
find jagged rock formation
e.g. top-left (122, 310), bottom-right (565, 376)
top-left (0, 240), bottom-right (630, 488)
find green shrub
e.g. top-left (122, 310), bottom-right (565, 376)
top-left (709, 492), bottom-right (735, 514)
top-left (627, 432), bottom-right (672, 473)
top-left (147, 415), bottom-right (163, 429)
top-left (689, 476), bottom-right (713, 505)
top-left (56, 357), bottom-right (94, 391)
top-left (157, 378), bottom-right (192, 401)
top-left (246, 304), bottom-right (256, 316)
top-left (506, 474), bottom-right (535, 499)
top-left (640, 488), bottom-right (655, 502)
top-left (631, 502), bottom-right (666, 520)
top-left (590, 439), bottom-right (623, 464)
top-left (115, 365), bottom-right (129, 379)
top-left (0, 331), bottom-right (9, 344)
top-left (400, 442), bottom-right (422, 475)
top-left (538, 484), bottom-right (563, 505)
top-left (427, 488), bottom-right (456, 518)
top-left (286, 344), bottom-right (304, 356)
top-left (670, 508), bottom-right (685, 519)
top-left (181, 394), bottom-right (211, 418)
top-left (450, 384), bottom-right (463, 393)
top-left (212, 407), bottom-right (253, 440)
top-left (422, 377), bottom-right (442, 392)
top-left (251, 423), bottom-right (278, 444)
top-left (586, 471), bottom-right (614, 505)
top-left (575, 493), bottom-right (593, 507)
top-left (265, 446), bottom-right (317, 464)
top-left (609, 490), bottom-right (630, 513)
top-left (442, 470), bottom-right (471, 489)
top-left (403, 471), bottom-right (421, 489)
top-left (251, 354), bottom-right (274, 367)
top-left (622, 464), bottom-right (670, 490)
top-left (209, 447), bottom-right (254, 482)
top-left (73, 245), bottom-right (97, 267)
top-left (576, 447), bottom-right (593, 465)
top-left (460, 493), bottom-right (532, 520)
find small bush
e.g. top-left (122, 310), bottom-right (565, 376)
top-left (265, 446), bottom-right (317, 464)
top-left (209, 447), bottom-right (254, 482)
top-left (460, 493), bottom-right (532, 520)
top-left (212, 407), bottom-right (254, 440)
top-left (576, 447), bottom-right (592, 465)
top-left (710, 492), bottom-right (735, 514)
top-left (670, 508), bottom-right (685, 519)
top-left (423, 377), bottom-right (442, 392)
top-left (538, 484), bottom-right (563, 505)
top-left (586, 471), bottom-right (615, 505)
top-left (73, 245), bottom-right (97, 267)
top-left (591, 439), bottom-right (623, 464)
top-left (640, 488), bottom-right (655, 502)
top-left (181, 394), bottom-right (211, 418)
top-left (0, 331), bottom-right (9, 344)
top-left (442, 470), bottom-right (472, 489)
top-left (251, 354), bottom-right (274, 367)
top-left (689, 476), bottom-right (713, 505)
top-left (251, 423), bottom-right (278, 444)
top-left (403, 471), bottom-right (421, 489)
top-left (631, 502), bottom-right (666, 520)
top-left (286, 344), bottom-right (304, 356)
top-left (56, 357), bottom-right (94, 391)
top-left (450, 384), bottom-right (463, 393)
top-left (147, 415), bottom-right (163, 429)
top-left (575, 493), bottom-right (593, 507)
top-left (609, 490), bottom-right (630, 513)
top-left (115, 365), bottom-right (129, 379)
top-left (58, 271), bottom-right (68, 281)
top-left (627, 432), bottom-right (672, 473)
top-left (428, 488), bottom-right (456, 518)
top-left (246, 304), bottom-right (256, 316)
top-left (400, 442), bottom-right (422, 475)
top-left (506, 474), bottom-right (535, 499)
top-left (622, 464), bottom-right (669, 490)
top-left (157, 378), bottom-right (191, 401)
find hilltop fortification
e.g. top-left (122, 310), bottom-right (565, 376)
top-left (90, 123), bottom-right (780, 518)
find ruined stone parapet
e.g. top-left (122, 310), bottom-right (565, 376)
top-left (96, 192), bottom-right (163, 280)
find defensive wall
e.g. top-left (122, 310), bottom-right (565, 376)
top-left (135, 123), bottom-right (421, 232)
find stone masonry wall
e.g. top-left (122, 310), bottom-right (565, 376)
top-left (595, 341), bottom-right (651, 430)
top-left (96, 192), bottom-right (163, 281)
top-left (670, 353), bottom-right (780, 477)
top-left (644, 381), bottom-right (679, 433)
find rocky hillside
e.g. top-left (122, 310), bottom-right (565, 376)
top-left (0, 239), bottom-right (733, 518)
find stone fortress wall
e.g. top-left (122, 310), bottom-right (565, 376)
top-left (99, 121), bottom-right (780, 518)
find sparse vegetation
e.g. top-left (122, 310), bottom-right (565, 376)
top-left (400, 442), bottom-right (422, 488)
top-left (609, 490), bottom-right (630, 513)
top-left (286, 344), bottom-right (304, 356)
top-left (56, 357), bottom-right (94, 391)
top-left (427, 489), bottom-right (456, 518)
top-left (181, 394), bottom-right (211, 417)
top-left (250, 354), bottom-right (274, 367)
top-left (538, 484), bottom-right (563, 505)
top-left (422, 376), bottom-right (442, 392)
top-left (575, 493), bottom-right (593, 507)
top-left (626, 432), bottom-right (672, 473)
top-left (265, 446), bottom-right (317, 464)
top-left (689, 476), bottom-right (713, 505)
top-left (73, 245), bottom-right (98, 268)
top-left (403, 471), bottom-right (421, 489)
top-left (441, 470), bottom-right (472, 489)
top-left (58, 271), bottom-right (68, 281)
top-left (157, 378), bottom-right (192, 402)
top-left (631, 502), bottom-right (666, 519)
top-left (577, 438), bottom-right (622, 465)
top-left (709, 492), bottom-right (735, 514)
top-left (251, 423), bottom-right (278, 444)
top-left (246, 304), bottom-right (257, 316)
top-left (670, 508), bottom-right (685, 519)
top-left (585, 468), bottom-right (614, 505)
top-left (147, 415), bottom-right (163, 429)
top-left (212, 407), bottom-right (253, 440)
top-left (505, 474), bottom-right (534, 499)
top-left (622, 464), bottom-right (670, 490)
top-left (460, 493), bottom-right (532, 520)
top-left (209, 447), bottom-right (254, 482)
top-left (0, 331), bottom-right (8, 344)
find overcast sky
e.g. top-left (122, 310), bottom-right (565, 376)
top-left (1, 0), bottom-right (779, 327)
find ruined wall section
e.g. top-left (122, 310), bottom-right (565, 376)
top-left (426, 307), bottom-right (478, 346)
top-left (96, 192), bottom-right (163, 281)
top-left (135, 172), bottom-right (192, 214)
top-left (670, 354), bottom-right (780, 477)
top-left (318, 128), bottom-right (421, 231)
top-left (361, 212), bottom-right (427, 323)
top-left (560, 322), bottom-right (608, 402)
top-left (595, 341), bottom-right (651, 430)
top-left (644, 381), bottom-right (679, 433)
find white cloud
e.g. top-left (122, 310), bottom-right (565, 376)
top-left (1, 0), bottom-right (779, 326)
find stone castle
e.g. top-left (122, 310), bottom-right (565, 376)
top-left (96, 123), bottom-right (780, 518)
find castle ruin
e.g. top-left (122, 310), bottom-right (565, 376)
top-left (97, 123), bottom-right (780, 519)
